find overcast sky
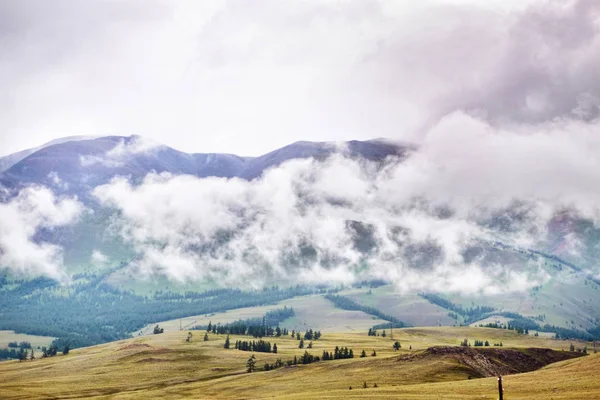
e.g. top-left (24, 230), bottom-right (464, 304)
top-left (0, 0), bottom-right (552, 157)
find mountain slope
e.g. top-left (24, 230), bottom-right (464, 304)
top-left (0, 136), bottom-right (94, 173)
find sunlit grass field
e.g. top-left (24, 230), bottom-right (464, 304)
top-left (0, 326), bottom-right (596, 399)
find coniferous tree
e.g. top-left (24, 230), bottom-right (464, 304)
top-left (29, 349), bottom-right (35, 360)
top-left (224, 335), bottom-right (230, 349)
top-left (360, 350), bottom-right (367, 357)
top-left (273, 343), bottom-right (278, 353)
top-left (371, 349), bottom-right (377, 357)
top-left (307, 341), bottom-right (313, 349)
top-left (246, 354), bottom-right (256, 373)
top-left (207, 321), bottom-right (212, 332)
top-left (153, 325), bottom-right (164, 334)
top-left (204, 331), bottom-right (209, 341)
top-left (393, 341), bottom-right (401, 351)
top-left (62, 345), bottom-right (70, 355)
top-left (299, 339), bottom-right (304, 349)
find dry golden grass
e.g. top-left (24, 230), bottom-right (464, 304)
top-left (0, 326), bottom-right (596, 399)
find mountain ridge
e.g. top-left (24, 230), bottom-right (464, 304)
top-left (0, 135), bottom-right (411, 197)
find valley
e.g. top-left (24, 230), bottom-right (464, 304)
top-left (3, 1), bottom-right (600, 398)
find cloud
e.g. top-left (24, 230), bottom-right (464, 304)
top-left (91, 249), bottom-right (109, 267)
top-left (79, 136), bottom-right (162, 167)
top-left (2, 0), bottom-right (582, 157)
top-left (3, 0), bottom-right (600, 295)
top-left (0, 186), bottom-right (83, 280)
top-left (94, 110), bottom-right (600, 293)
top-left (367, 0), bottom-right (600, 135)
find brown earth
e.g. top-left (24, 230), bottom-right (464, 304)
top-left (399, 346), bottom-right (585, 378)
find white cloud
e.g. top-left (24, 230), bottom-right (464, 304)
top-left (3, 0), bottom-right (596, 157)
top-left (80, 136), bottom-right (162, 167)
top-left (0, 187), bottom-right (83, 280)
top-left (91, 249), bottom-right (109, 266)
top-left (94, 111), bottom-right (600, 293)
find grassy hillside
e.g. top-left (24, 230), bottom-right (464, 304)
top-left (135, 294), bottom-right (387, 336)
top-left (0, 327), bottom-right (594, 399)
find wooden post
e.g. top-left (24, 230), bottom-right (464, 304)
top-left (498, 376), bottom-right (503, 400)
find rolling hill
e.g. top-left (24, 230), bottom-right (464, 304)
top-left (0, 327), bottom-right (595, 399)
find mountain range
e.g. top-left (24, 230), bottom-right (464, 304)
top-left (1, 135), bottom-right (600, 344)
top-left (0, 135), bottom-right (410, 200)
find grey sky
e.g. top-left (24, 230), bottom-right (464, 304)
top-left (1, 0), bottom-right (595, 157)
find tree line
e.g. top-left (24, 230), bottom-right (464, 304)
top-left (193, 307), bottom-right (295, 337)
top-left (235, 339), bottom-right (277, 353)
top-left (419, 293), bottom-right (495, 322)
top-left (324, 294), bottom-right (406, 327)
top-left (0, 273), bottom-right (317, 349)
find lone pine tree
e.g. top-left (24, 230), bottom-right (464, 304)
top-left (246, 354), bottom-right (256, 373)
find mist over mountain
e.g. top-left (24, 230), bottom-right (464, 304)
top-left (1, 129), bottom-right (599, 299)
top-left (4, 2), bottom-right (600, 375)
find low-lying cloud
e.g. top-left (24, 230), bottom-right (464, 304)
top-left (89, 110), bottom-right (600, 293)
top-left (0, 186), bottom-right (83, 280)
top-left (80, 136), bottom-right (162, 167)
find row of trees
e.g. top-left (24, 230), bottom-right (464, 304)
top-left (7, 344), bottom-right (70, 361)
top-left (569, 343), bottom-right (588, 354)
top-left (197, 307), bottom-right (296, 338)
top-left (322, 346), bottom-right (354, 360)
top-left (367, 328), bottom-right (388, 337)
top-left (419, 293), bottom-right (495, 322)
top-left (324, 295), bottom-right (405, 327)
top-left (248, 351), bottom-right (322, 373)
top-left (460, 339), bottom-right (502, 347)
top-left (7, 341), bottom-right (31, 349)
top-left (235, 339), bottom-right (277, 353)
